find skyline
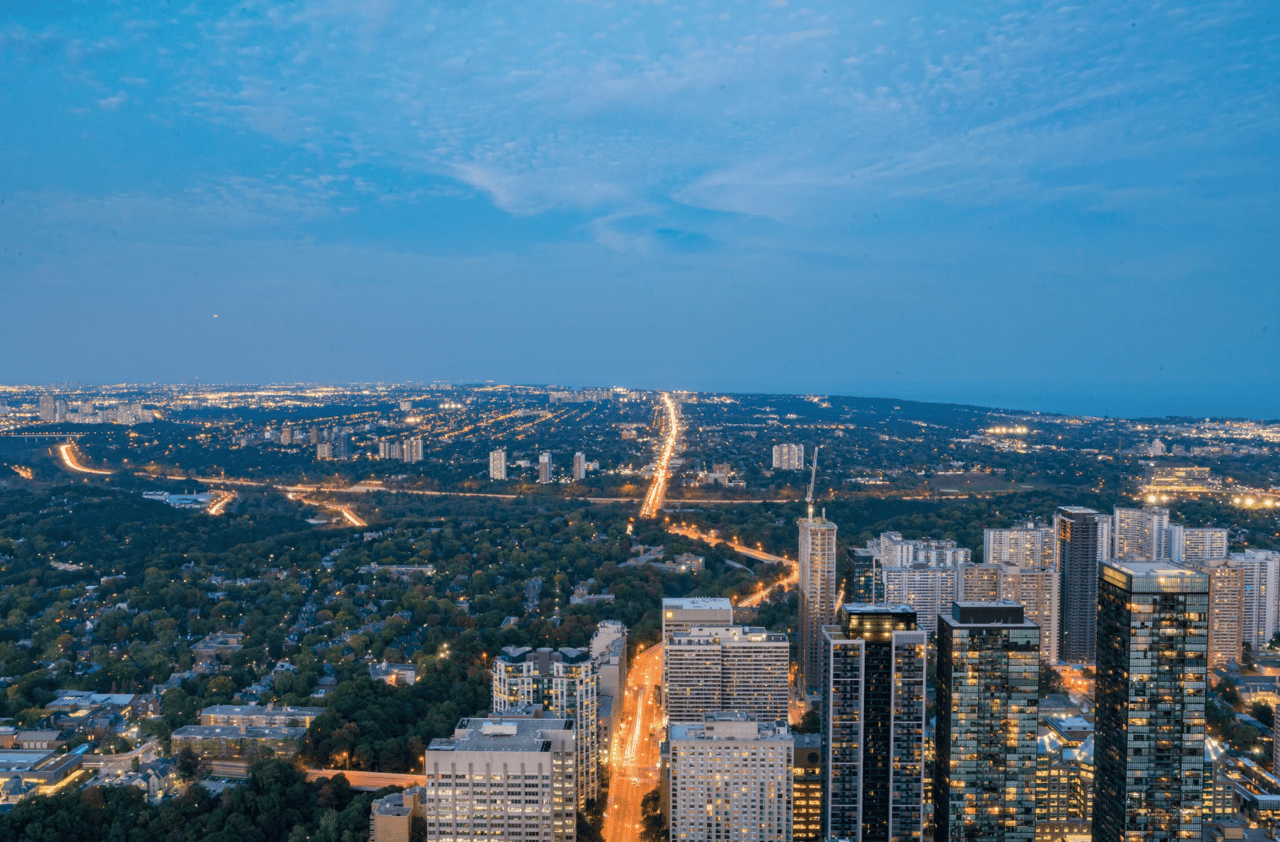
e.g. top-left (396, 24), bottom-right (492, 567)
top-left (4, 0), bottom-right (1278, 418)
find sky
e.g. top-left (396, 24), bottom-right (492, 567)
top-left (2, 0), bottom-right (1277, 418)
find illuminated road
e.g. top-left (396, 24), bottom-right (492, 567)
top-left (57, 442), bottom-right (113, 475)
top-left (603, 644), bottom-right (663, 842)
top-left (207, 490), bottom-right (236, 516)
top-left (286, 492), bottom-right (367, 527)
top-left (666, 524), bottom-right (797, 608)
top-left (640, 394), bottom-right (680, 519)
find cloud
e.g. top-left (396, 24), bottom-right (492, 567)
top-left (96, 91), bottom-right (127, 110)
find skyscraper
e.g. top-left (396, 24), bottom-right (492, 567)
top-left (572, 451), bottom-right (586, 481)
top-left (879, 564), bottom-right (956, 636)
top-left (956, 563), bottom-right (1004, 602)
top-left (489, 448), bottom-right (507, 480)
top-left (664, 625), bottom-right (789, 725)
top-left (1056, 506), bottom-right (1111, 663)
top-left (668, 712), bottom-right (794, 842)
top-left (1093, 561), bottom-right (1208, 842)
top-left (1192, 556), bottom-right (1243, 671)
top-left (985, 524), bottom-right (1055, 568)
top-left (403, 437), bottom-right (424, 463)
top-left (538, 451), bottom-right (553, 483)
top-left (38, 395), bottom-right (56, 422)
top-left (1113, 506), bottom-right (1171, 560)
top-left (822, 604), bottom-right (926, 842)
top-left (492, 646), bottom-right (599, 807)
top-left (792, 734), bottom-right (823, 842)
top-left (798, 512), bottom-right (838, 693)
top-left (772, 443), bottom-right (805, 470)
top-left (1170, 526), bottom-right (1229, 565)
top-left (934, 601), bottom-right (1039, 842)
top-left (1234, 549), bottom-right (1280, 650)
top-left (1002, 565), bottom-right (1061, 664)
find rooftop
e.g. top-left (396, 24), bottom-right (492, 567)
top-left (429, 716), bottom-right (573, 754)
top-left (663, 597), bottom-right (733, 611)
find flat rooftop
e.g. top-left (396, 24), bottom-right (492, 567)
top-left (663, 597), bottom-right (733, 610)
top-left (430, 716), bottom-right (573, 754)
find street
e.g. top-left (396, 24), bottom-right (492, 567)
top-left (602, 644), bottom-right (664, 842)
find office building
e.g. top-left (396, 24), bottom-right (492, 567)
top-left (985, 524), bottom-right (1055, 568)
top-left (668, 712), bottom-right (793, 842)
top-left (1056, 506), bottom-right (1111, 663)
top-left (935, 601), bottom-right (1039, 842)
top-left (1236, 550), bottom-right (1280, 650)
top-left (665, 625), bottom-right (789, 725)
top-left (1171, 526), bottom-right (1230, 565)
top-left (572, 452), bottom-right (586, 482)
top-left (492, 646), bottom-right (598, 807)
top-left (772, 443), bottom-right (805, 470)
top-left (489, 449), bottom-right (507, 481)
top-left (880, 564), bottom-right (956, 636)
top-left (1093, 561), bottom-right (1208, 842)
top-left (1113, 506), bottom-right (1171, 560)
top-left (538, 451), bottom-right (553, 484)
top-left (1002, 565), bottom-right (1061, 664)
top-left (793, 734), bottom-right (823, 842)
top-left (822, 604), bottom-right (927, 842)
top-left (849, 547), bottom-right (885, 603)
top-left (368, 715), bottom-right (576, 842)
top-left (798, 513), bottom-right (838, 692)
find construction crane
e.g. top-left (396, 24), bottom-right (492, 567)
top-left (806, 446), bottom-right (819, 519)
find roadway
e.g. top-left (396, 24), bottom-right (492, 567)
top-left (603, 644), bottom-right (663, 842)
top-left (640, 394), bottom-right (680, 519)
top-left (665, 524), bottom-right (797, 608)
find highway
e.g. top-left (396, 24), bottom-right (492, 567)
top-left (603, 644), bottom-right (663, 842)
top-left (666, 523), bottom-right (797, 608)
top-left (57, 442), bottom-right (113, 475)
top-left (639, 394), bottom-right (680, 519)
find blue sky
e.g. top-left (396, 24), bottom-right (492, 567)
top-left (2, 0), bottom-right (1277, 417)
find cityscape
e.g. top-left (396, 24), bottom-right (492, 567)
top-left (0, 384), bottom-right (1278, 842)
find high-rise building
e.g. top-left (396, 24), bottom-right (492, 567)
top-left (822, 604), bottom-right (927, 842)
top-left (368, 714), bottom-right (577, 842)
top-left (279, 426), bottom-right (293, 446)
top-left (792, 734), bottom-right (823, 842)
top-left (378, 440), bottom-right (403, 460)
top-left (333, 435), bottom-right (351, 461)
top-left (798, 513), bottom-right (838, 692)
top-left (572, 452), bottom-right (586, 482)
top-left (956, 563), bottom-right (1004, 602)
top-left (489, 448), bottom-right (507, 480)
top-left (849, 547), bottom-right (885, 603)
top-left (934, 601), bottom-right (1040, 842)
top-left (664, 625), bottom-right (789, 725)
top-left (1093, 561), bottom-right (1208, 842)
top-left (1170, 526), bottom-right (1230, 565)
top-left (772, 443), bottom-right (805, 470)
top-left (310, 426), bottom-right (321, 445)
top-left (316, 442), bottom-right (334, 460)
top-left (1191, 556), bottom-right (1243, 671)
top-left (985, 524), bottom-right (1055, 568)
top-left (668, 712), bottom-right (793, 842)
top-left (1002, 565), bottom-right (1061, 664)
top-left (538, 451), bottom-right (553, 484)
top-left (1113, 506), bottom-right (1172, 560)
top-left (492, 646), bottom-right (599, 807)
top-left (1056, 506), bottom-right (1111, 663)
top-left (403, 437), bottom-right (424, 463)
top-left (1235, 550), bottom-right (1280, 650)
top-left (661, 597), bottom-right (734, 641)
top-left (38, 395), bottom-right (57, 422)
top-left (875, 532), bottom-right (971, 567)
top-left (880, 564), bottom-right (956, 636)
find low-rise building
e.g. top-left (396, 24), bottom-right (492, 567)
top-left (170, 724), bottom-right (308, 761)
top-left (198, 703), bottom-right (324, 728)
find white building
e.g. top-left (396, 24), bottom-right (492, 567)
top-left (1235, 550), bottom-right (1280, 650)
top-left (370, 715), bottom-right (576, 842)
top-left (668, 712), bottom-right (793, 842)
top-left (772, 443), bottom-right (805, 471)
top-left (875, 532), bottom-right (971, 567)
top-left (572, 452), bottom-right (586, 482)
top-left (881, 564), bottom-right (957, 635)
top-left (661, 597), bottom-right (734, 641)
top-left (984, 524), bottom-right (1055, 568)
top-left (1171, 525), bottom-right (1229, 564)
top-left (1002, 564), bottom-right (1061, 664)
top-left (664, 625), bottom-right (789, 725)
top-left (1113, 506), bottom-right (1172, 560)
top-left (403, 438), bottom-right (424, 463)
top-left (489, 449), bottom-right (507, 481)
top-left (538, 452), bottom-right (553, 484)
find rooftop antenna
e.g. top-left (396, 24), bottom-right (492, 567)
top-left (806, 446), bottom-right (819, 519)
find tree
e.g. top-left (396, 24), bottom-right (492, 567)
top-left (1039, 662), bottom-right (1066, 697)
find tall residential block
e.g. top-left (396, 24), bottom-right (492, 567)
top-left (880, 564), bottom-right (956, 636)
top-left (538, 451), bottom-right (553, 484)
top-left (822, 604), bottom-right (927, 842)
top-left (1002, 565), bottom-right (1061, 664)
top-left (492, 646), bottom-right (598, 807)
top-left (1113, 506), bottom-right (1171, 560)
top-left (661, 597), bottom-right (734, 641)
top-left (798, 513), bottom-right (838, 692)
top-left (489, 448), bottom-right (507, 480)
top-left (1171, 526), bottom-right (1229, 565)
top-left (985, 524), bottom-right (1055, 568)
top-left (1194, 556), bottom-right (1243, 671)
top-left (793, 733), bottom-right (823, 842)
top-left (1056, 506), bottom-right (1111, 663)
top-left (772, 443), bottom-right (805, 470)
top-left (403, 437), bottom-right (424, 463)
top-left (572, 452), bottom-right (586, 482)
top-left (875, 532), bottom-right (971, 567)
top-left (934, 601), bottom-right (1040, 842)
top-left (668, 712), bottom-right (794, 842)
top-left (664, 625), bottom-right (789, 725)
top-left (368, 715), bottom-right (577, 842)
top-left (1235, 550), bottom-right (1280, 650)
top-left (957, 563), bottom-right (1004, 602)
top-left (1093, 561), bottom-right (1208, 842)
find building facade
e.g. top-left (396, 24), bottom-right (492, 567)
top-left (664, 625), bottom-right (789, 725)
top-left (822, 604), bottom-right (927, 842)
top-left (772, 443), bottom-right (805, 470)
top-left (985, 524), bottom-right (1055, 568)
top-left (1236, 550), bottom-right (1280, 650)
top-left (489, 448), bottom-right (507, 480)
top-left (1113, 506), bottom-right (1172, 560)
top-left (934, 601), bottom-right (1039, 842)
top-left (798, 515), bottom-right (838, 692)
top-left (1056, 506), bottom-right (1111, 663)
top-left (668, 713), bottom-right (794, 842)
top-left (1093, 561), bottom-right (1208, 842)
top-left (880, 565), bottom-right (956, 636)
